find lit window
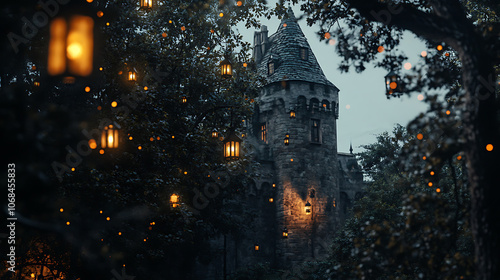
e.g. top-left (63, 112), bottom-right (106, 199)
top-left (260, 123), bottom-right (267, 143)
top-left (300, 47), bottom-right (308, 60)
top-left (311, 119), bottom-right (320, 143)
top-left (268, 62), bottom-right (274, 75)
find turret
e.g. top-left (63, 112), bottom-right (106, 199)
top-left (252, 8), bottom-right (340, 267)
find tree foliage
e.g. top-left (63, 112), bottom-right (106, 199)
top-left (1, 0), bottom-right (269, 278)
top-left (313, 126), bottom-right (474, 280)
top-left (277, 0), bottom-right (499, 278)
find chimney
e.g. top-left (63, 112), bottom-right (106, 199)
top-left (253, 25), bottom-right (268, 64)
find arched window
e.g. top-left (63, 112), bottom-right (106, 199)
top-left (322, 100), bottom-right (330, 111)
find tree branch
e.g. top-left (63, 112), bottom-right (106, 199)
top-left (347, 0), bottom-right (474, 45)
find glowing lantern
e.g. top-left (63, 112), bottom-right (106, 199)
top-left (48, 15), bottom-right (94, 82)
top-left (140, 0), bottom-right (153, 10)
top-left (289, 108), bottom-right (296, 119)
top-left (211, 130), bottom-right (219, 138)
top-left (384, 70), bottom-right (401, 98)
top-left (101, 123), bottom-right (120, 149)
top-left (128, 70), bottom-right (137, 81)
top-left (284, 133), bottom-right (290, 146)
top-left (305, 201), bottom-right (312, 215)
top-left (254, 244), bottom-right (259, 251)
top-left (170, 193), bottom-right (179, 208)
top-left (181, 96), bottom-right (187, 103)
top-left (220, 56), bottom-right (232, 78)
top-left (223, 130), bottom-right (242, 160)
top-left (282, 227), bottom-right (288, 238)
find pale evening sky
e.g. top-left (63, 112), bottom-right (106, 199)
top-left (237, 3), bottom-right (430, 153)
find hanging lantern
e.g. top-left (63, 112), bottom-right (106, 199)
top-left (101, 123), bottom-right (120, 149)
top-left (282, 227), bottom-right (288, 239)
top-left (211, 130), bottom-right (219, 138)
top-left (220, 56), bottom-right (232, 78)
top-left (170, 194), bottom-right (179, 208)
top-left (254, 244), bottom-right (259, 251)
top-left (384, 70), bottom-right (401, 98)
top-left (128, 69), bottom-right (137, 81)
top-left (181, 96), bottom-right (188, 103)
top-left (289, 108), bottom-right (296, 119)
top-left (48, 15), bottom-right (94, 82)
top-left (140, 0), bottom-right (153, 10)
top-left (223, 130), bottom-right (242, 160)
top-left (305, 201), bottom-right (312, 215)
top-left (284, 133), bottom-right (290, 146)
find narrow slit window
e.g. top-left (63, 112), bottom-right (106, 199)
top-left (300, 47), bottom-right (308, 60)
top-left (311, 119), bottom-right (320, 143)
top-left (260, 123), bottom-right (267, 143)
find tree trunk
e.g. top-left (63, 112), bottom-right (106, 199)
top-left (346, 0), bottom-right (500, 278)
top-left (458, 39), bottom-right (500, 280)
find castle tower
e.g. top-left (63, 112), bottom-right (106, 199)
top-left (252, 9), bottom-right (340, 267)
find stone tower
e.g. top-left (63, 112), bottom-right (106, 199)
top-left (193, 11), bottom-right (365, 279)
top-left (251, 9), bottom-right (340, 267)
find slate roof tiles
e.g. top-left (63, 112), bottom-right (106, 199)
top-left (256, 9), bottom-right (336, 89)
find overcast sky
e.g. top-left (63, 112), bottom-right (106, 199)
top-left (237, 3), bottom-right (429, 153)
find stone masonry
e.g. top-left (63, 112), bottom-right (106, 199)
top-left (194, 10), bottom-right (365, 279)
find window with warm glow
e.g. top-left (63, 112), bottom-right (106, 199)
top-left (268, 62), bottom-right (274, 75)
top-left (260, 123), bottom-right (267, 143)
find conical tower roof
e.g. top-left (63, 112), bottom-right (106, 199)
top-left (256, 9), bottom-right (336, 89)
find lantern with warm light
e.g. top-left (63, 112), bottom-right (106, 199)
top-left (289, 108), bottom-right (296, 119)
top-left (101, 123), bottom-right (120, 149)
top-left (170, 193), bottom-right (179, 208)
top-left (305, 202), bottom-right (312, 215)
top-left (211, 130), bottom-right (219, 138)
top-left (282, 227), bottom-right (288, 238)
top-left (181, 96), bottom-right (188, 103)
top-left (384, 70), bottom-right (401, 98)
top-left (223, 130), bottom-right (242, 160)
top-left (284, 133), bottom-right (290, 146)
top-left (48, 15), bottom-right (94, 82)
top-left (128, 70), bottom-right (137, 81)
top-left (140, 0), bottom-right (153, 10)
top-left (220, 56), bottom-right (232, 78)
top-left (254, 244), bottom-right (259, 251)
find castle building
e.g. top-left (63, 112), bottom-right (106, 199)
top-left (250, 9), bottom-right (341, 267)
top-left (197, 10), bottom-right (364, 279)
